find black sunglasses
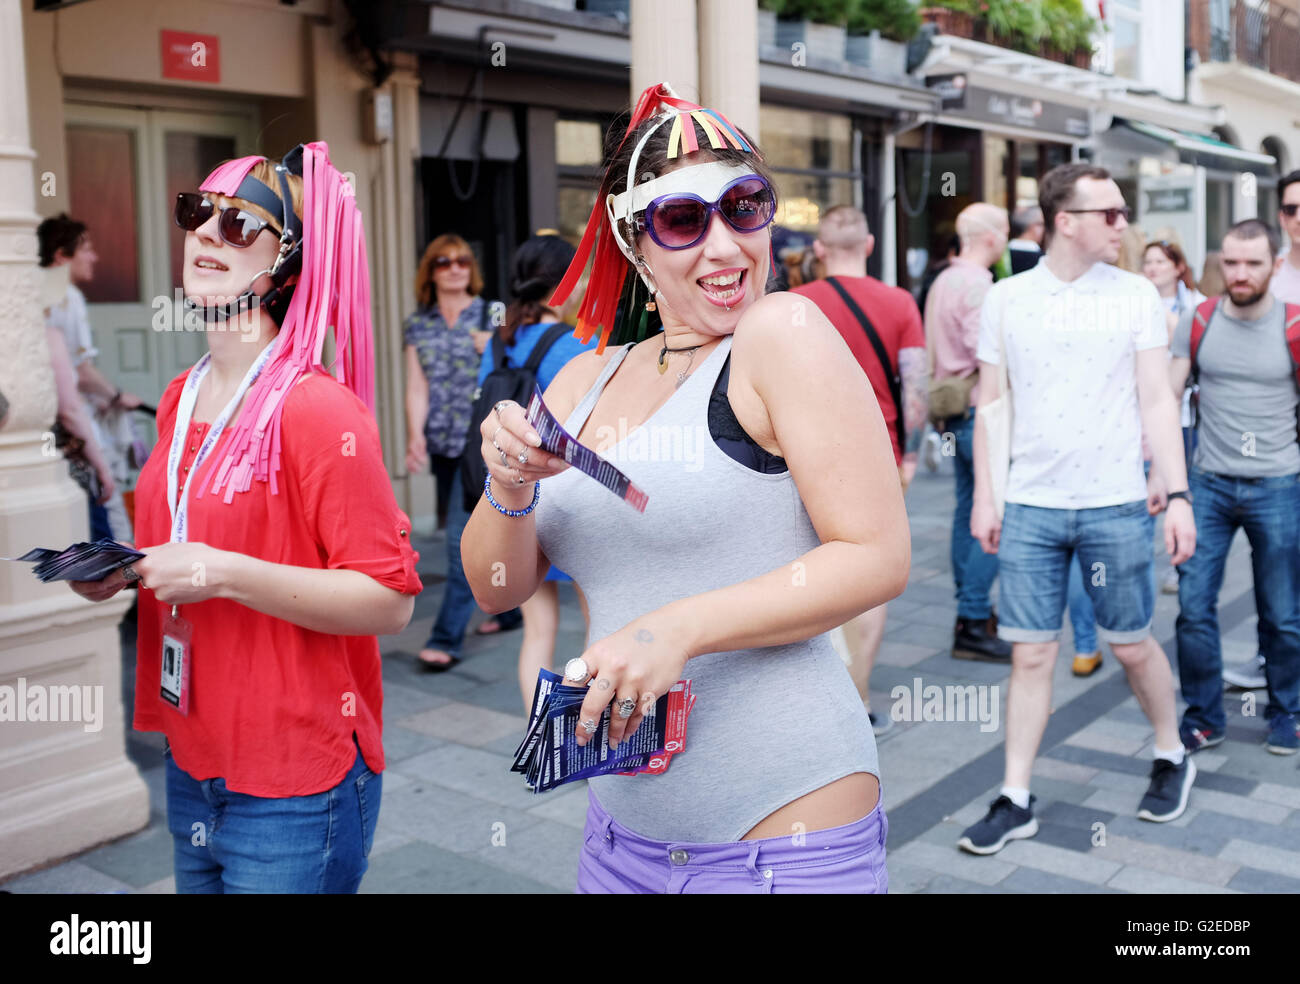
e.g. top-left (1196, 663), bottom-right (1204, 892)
top-left (1063, 206), bottom-right (1132, 226)
top-left (174, 192), bottom-right (280, 248)
top-left (1282, 203), bottom-right (1299, 217)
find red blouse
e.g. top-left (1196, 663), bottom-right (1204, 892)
top-left (132, 369), bottom-right (422, 797)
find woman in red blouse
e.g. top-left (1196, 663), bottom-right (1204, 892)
top-left (69, 143), bottom-right (421, 893)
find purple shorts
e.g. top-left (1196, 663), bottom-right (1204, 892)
top-left (575, 789), bottom-right (889, 894)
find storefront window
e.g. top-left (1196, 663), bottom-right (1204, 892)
top-left (66, 126), bottom-right (141, 304)
top-left (1205, 175), bottom-right (1234, 249)
top-left (555, 116), bottom-right (609, 246)
top-left (760, 105), bottom-right (861, 284)
top-left (1109, 1), bottom-right (1142, 80)
top-left (982, 135), bottom-right (1009, 210)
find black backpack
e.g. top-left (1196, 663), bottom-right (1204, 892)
top-left (460, 322), bottom-right (573, 510)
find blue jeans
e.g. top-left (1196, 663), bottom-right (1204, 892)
top-left (426, 470), bottom-right (520, 655)
top-left (165, 739), bottom-right (381, 893)
top-left (1066, 550), bottom-right (1098, 653)
top-left (1175, 469), bottom-right (1300, 733)
top-left (942, 411), bottom-right (999, 620)
top-left (997, 500), bottom-right (1155, 644)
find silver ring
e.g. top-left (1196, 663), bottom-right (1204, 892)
top-left (121, 565), bottom-right (140, 583)
top-left (564, 657), bottom-right (590, 682)
top-left (493, 400), bottom-right (514, 422)
top-left (499, 449), bottom-right (509, 467)
top-left (515, 472), bottom-right (527, 486)
top-left (491, 425), bottom-right (505, 448)
top-left (517, 447), bottom-right (529, 465)
top-left (580, 718), bottom-right (598, 735)
top-left (616, 698), bottom-right (637, 719)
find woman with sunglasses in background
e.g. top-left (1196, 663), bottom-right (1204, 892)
top-left (68, 143), bottom-right (421, 893)
top-left (461, 84), bottom-right (908, 893)
top-left (404, 236), bottom-right (522, 668)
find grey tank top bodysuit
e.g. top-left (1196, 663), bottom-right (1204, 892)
top-left (533, 334), bottom-right (879, 843)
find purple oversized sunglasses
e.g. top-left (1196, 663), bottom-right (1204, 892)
top-left (634, 174), bottom-right (777, 250)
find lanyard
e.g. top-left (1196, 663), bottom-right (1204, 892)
top-left (166, 338), bottom-right (278, 545)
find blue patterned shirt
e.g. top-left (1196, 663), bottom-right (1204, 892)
top-left (403, 296), bottom-right (504, 458)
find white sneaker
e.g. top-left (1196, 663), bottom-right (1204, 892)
top-left (923, 430), bottom-right (942, 472)
top-left (1160, 567), bottom-right (1179, 595)
top-left (1222, 654), bottom-right (1267, 691)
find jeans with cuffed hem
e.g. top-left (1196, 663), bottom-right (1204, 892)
top-left (996, 500), bottom-right (1155, 644)
top-left (1175, 469), bottom-right (1300, 734)
top-left (576, 788), bottom-right (888, 894)
top-left (165, 738), bottom-right (381, 894)
top-left (941, 411), bottom-right (999, 621)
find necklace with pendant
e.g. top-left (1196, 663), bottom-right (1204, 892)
top-left (658, 339), bottom-right (704, 389)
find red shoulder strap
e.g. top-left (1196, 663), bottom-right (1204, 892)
top-left (1190, 296), bottom-right (1220, 373)
top-left (1286, 303), bottom-right (1300, 389)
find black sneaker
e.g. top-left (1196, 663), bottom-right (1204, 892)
top-left (952, 617), bottom-right (1012, 663)
top-left (957, 795), bottom-right (1038, 855)
top-left (1179, 722), bottom-right (1225, 753)
top-left (1137, 757), bottom-right (1196, 822)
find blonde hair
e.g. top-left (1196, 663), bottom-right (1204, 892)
top-left (1116, 224), bottom-right (1146, 274)
top-left (1198, 251), bottom-right (1227, 296)
top-left (210, 159), bottom-right (303, 233)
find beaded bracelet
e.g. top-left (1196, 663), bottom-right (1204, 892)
top-left (484, 474), bottom-right (540, 517)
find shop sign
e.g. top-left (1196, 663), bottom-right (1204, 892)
top-left (160, 30), bottom-right (220, 84)
top-left (1145, 187), bottom-right (1192, 213)
top-left (928, 75), bottom-right (1090, 138)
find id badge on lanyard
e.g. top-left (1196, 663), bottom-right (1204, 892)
top-left (160, 605), bottom-right (193, 714)
top-left (160, 340), bottom-right (277, 716)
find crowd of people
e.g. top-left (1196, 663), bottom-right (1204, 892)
top-left (27, 75), bottom-right (1300, 892)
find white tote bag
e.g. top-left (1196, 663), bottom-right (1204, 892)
top-left (977, 291), bottom-right (1013, 518)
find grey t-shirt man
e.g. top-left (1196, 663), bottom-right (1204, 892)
top-left (1173, 300), bottom-right (1300, 476)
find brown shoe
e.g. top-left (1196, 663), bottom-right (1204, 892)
top-left (1072, 651), bottom-right (1103, 677)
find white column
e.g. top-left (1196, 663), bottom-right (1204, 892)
top-left (0, 0), bottom-right (145, 880)
top-left (630, 0), bottom-right (699, 102)
top-left (697, 0), bottom-right (760, 137)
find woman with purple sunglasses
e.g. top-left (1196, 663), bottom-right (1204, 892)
top-left (460, 83), bottom-right (909, 893)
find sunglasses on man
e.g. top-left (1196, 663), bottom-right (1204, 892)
top-left (634, 175), bottom-right (777, 250)
top-left (1063, 206), bottom-right (1132, 226)
top-left (174, 192), bottom-right (282, 249)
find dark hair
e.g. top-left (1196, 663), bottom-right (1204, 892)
top-left (1038, 163), bottom-right (1112, 245)
top-left (1143, 240), bottom-right (1195, 289)
top-left (37, 213), bottom-right (87, 268)
top-left (500, 235), bottom-right (577, 347)
top-left (1278, 169), bottom-right (1300, 205)
top-left (593, 112), bottom-right (774, 345)
top-left (1223, 218), bottom-right (1281, 258)
top-left (1010, 205), bottom-right (1042, 239)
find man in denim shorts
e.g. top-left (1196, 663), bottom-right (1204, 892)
top-left (957, 164), bottom-right (1198, 855)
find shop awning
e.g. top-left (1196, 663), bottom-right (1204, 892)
top-left (1116, 119), bottom-right (1277, 175)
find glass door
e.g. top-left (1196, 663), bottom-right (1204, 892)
top-left (64, 103), bottom-right (259, 412)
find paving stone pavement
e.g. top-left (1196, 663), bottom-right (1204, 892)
top-left (4, 453), bottom-right (1296, 894)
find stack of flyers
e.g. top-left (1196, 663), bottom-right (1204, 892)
top-left (4, 539), bottom-right (145, 583)
top-left (512, 669), bottom-right (697, 793)
top-left (525, 383), bottom-right (649, 513)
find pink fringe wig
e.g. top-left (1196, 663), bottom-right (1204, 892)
top-left (194, 141), bottom-right (374, 502)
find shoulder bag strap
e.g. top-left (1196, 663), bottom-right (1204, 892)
top-left (824, 277), bottom-right (906, 453)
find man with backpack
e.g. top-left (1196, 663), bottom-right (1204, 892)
top-left (1169, 219), bottom-right (1300, 755)
top-left (792, 206), bottom-right (929, 735)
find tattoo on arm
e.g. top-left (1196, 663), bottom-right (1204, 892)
top-left (635, 628), bottom-right (653, 644)
top-left (898, 347), bottom-right (930, 455)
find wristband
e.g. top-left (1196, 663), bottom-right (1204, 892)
top-left (484, 474), bottom-right (540, 517)
top-left (1167, 490), bottom-right (1192, 504)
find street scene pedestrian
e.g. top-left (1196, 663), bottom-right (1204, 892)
top-left (6, 0), bottom-right (1300, 909)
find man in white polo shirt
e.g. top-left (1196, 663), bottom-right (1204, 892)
top-left (1273, 170), bottom-right (1300, 304)
top-left (957, 163), bottom-right (1198, 855)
